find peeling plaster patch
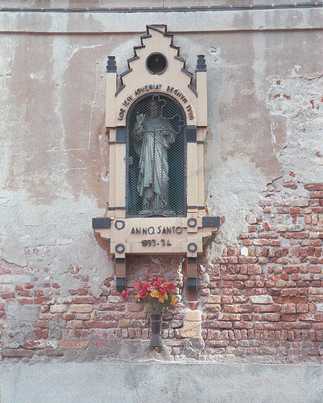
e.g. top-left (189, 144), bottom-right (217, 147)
top-left (267, 73), bottom-right (323, 119)
top-left (0, 190), bottom-right (112, 294)
top-left (0, 258), bottom-right (29, 277)
top-left (5, 304), bottom-right (40, 347)
top-left (267, 73), bottom-right (323, 181)
top-left (206, 157), bottom-right (266, 252)
top-left (1, 240), bottom-right (28, 268)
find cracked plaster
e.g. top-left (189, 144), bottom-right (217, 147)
top-left (267, 72), bottom-right (323, 182)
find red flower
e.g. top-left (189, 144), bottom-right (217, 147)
top-left (132, 277), bottom-right (177, 306)
top-left (134, 280), bottom-right (151, 300)
top-left (152, 276), bottom-right (162, 288)
top-left (133, 281), bottom-right (141, 290)
top-left (121, 289), bottom-right (129, 300)
top-left (165, 282), bottom-right (176, 292)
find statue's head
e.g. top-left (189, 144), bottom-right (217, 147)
top-left (149, 99), bottom-right (159, 118)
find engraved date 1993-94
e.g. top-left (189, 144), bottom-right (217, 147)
top-left (141, 239), bottom-right (172, 247)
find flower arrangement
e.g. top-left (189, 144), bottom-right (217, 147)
top-left (134, 276), bottom-right (178, 314)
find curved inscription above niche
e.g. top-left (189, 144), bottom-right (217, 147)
top-left (92, 25), bottom-right (220, 291)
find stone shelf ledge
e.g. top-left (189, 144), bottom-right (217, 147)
top-left (1, 7), bottom-right (323, 33)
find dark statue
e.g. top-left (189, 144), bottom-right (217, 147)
top-left (132, 99), bottom-right (176, 215)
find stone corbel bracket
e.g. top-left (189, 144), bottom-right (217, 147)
top-left (92, 216), bottom-right (220, 291)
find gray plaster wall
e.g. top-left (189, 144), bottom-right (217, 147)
top-left (0, 360), bottom-right (323, 403)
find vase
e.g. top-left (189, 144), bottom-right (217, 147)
top-left (150, 313), bottom-right (162, 349)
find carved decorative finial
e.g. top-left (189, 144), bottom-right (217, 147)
top-left (106, 56), bottom-right (117, 73)
top-left (196, 55), bottom-right (207, 72)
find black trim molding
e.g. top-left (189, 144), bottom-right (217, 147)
top-left (185, 126), bottom-right (197, 143)
top-left (202, 216), bottom-right (221, 228)
top-left (92, 217), bottom-right (111, 229)
top-left (116, 127), bottom-right (127, 143)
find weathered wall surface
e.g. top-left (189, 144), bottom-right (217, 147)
top-left (0, 2), bottom-right (322, 365)
top-left (1, 361), bottom-right (323, 403)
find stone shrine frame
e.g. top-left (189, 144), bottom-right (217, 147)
top-left (92, 25), bottom-right (220, 291)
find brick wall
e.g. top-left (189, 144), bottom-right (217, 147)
top-left (0, 178), bottom-right (322, 362)
top-left (201, 179), bottom-right (323, 361)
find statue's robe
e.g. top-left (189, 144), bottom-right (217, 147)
top-left (134, 117), bottom-right (176, 212)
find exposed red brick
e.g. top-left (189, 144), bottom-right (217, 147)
top-left (18, 298), bottom-right (34, 304)
top-left (284, 232), bottom-right (309, 239)
top-left (2, 349), bottom-right (33, 358)
top-left (84, 321), bottom-right (118, 329)
top-left (59, 339), bottom-right (89, 349)
top-left (305, 184), bottom-right (323, 191)
top-left (34, 328), bottom-right (49, 339)
top-left (71, 296), bottom-right (96, 304)
top-left (310, 191), bottom-right (323, 198)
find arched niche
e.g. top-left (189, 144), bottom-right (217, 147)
top-left (126, 93), bottom-right (186, 217)
top-left (93, 25), bottom-right (221, 293)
